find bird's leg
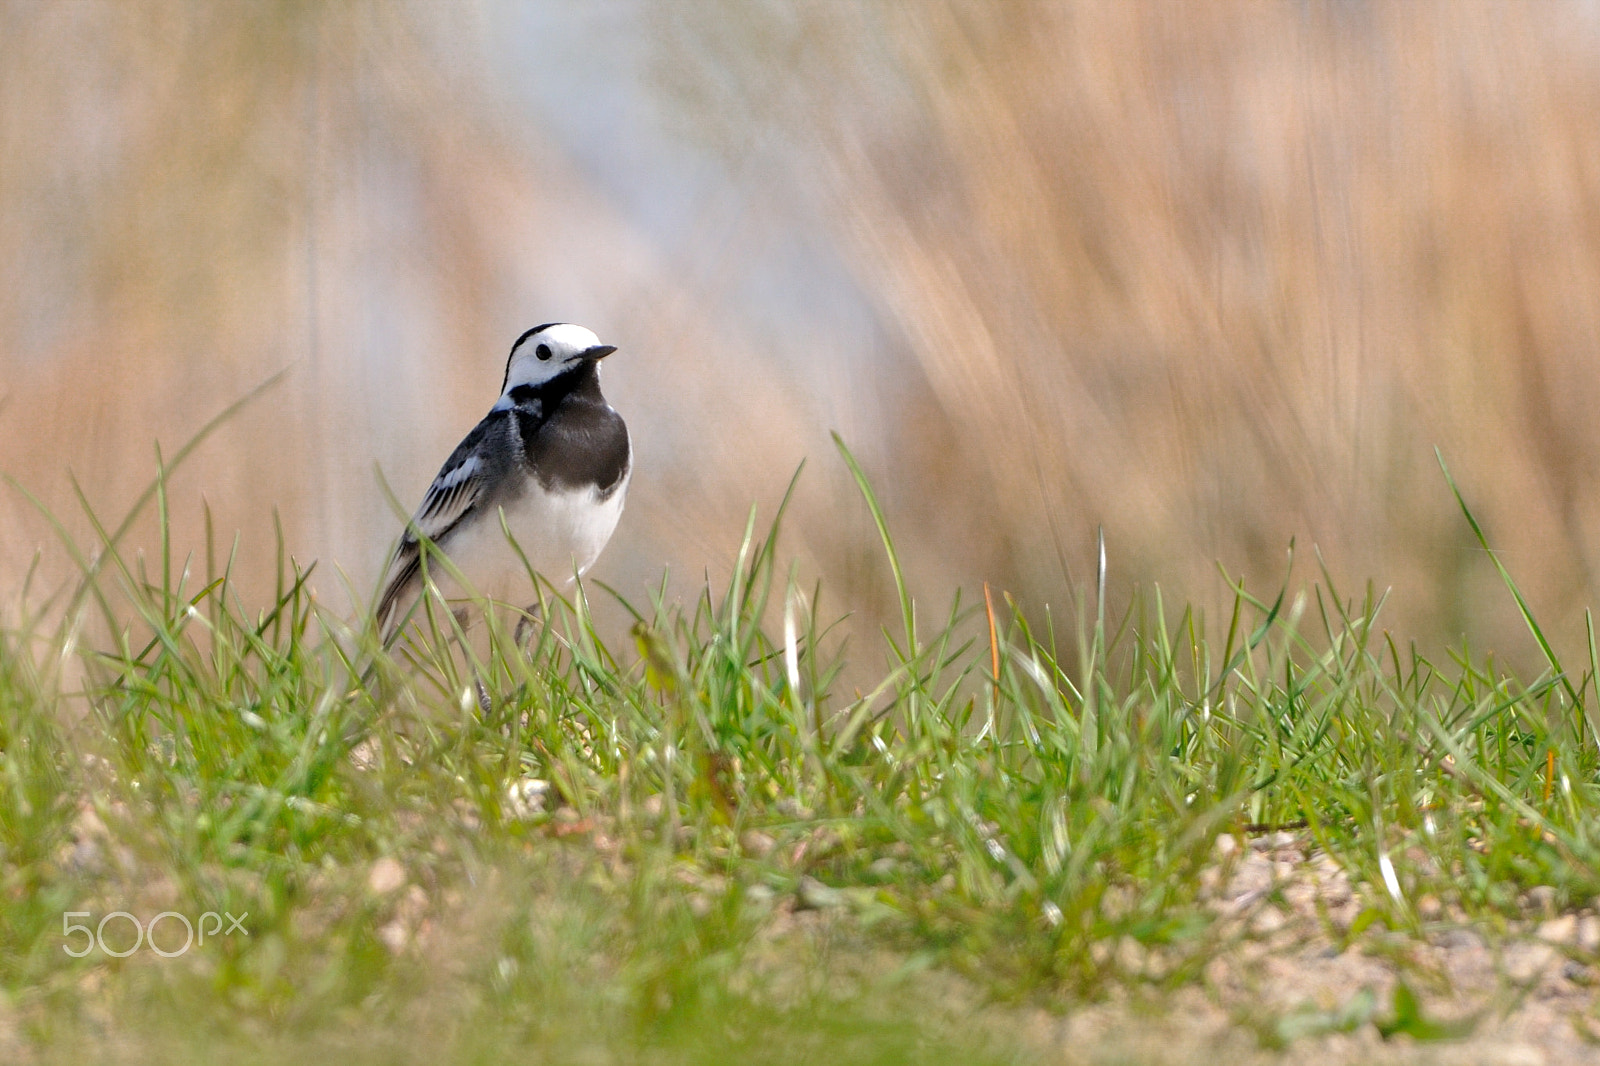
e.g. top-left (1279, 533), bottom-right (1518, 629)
top-left (449, 605), bottom-right (493, 714)
top-left (514, 602), bottom-right (544, 652)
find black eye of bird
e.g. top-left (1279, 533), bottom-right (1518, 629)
top-left (536, 343), bottom-right (552, 361)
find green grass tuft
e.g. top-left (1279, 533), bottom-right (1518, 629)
top-left (1, 439), bottom-right (1597, 1062)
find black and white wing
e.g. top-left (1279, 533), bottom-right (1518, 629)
top-left (376, 416), bottom-right (501, 638)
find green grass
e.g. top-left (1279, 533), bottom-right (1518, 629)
top-left (1, 438), bottom-right (1599, 1063)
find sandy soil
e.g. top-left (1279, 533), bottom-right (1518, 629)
top-left (1020, 833), bottom-right (1600, 1065)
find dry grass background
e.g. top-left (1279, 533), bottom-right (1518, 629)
top-left (6, 0), bottom-right (1600, 663)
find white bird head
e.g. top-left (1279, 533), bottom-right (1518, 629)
top-left (500, 323), bottom-right (617, 393)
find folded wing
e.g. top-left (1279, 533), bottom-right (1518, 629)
top-left (376, 417), bottom-right (499, 639)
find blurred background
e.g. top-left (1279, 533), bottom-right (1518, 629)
top-left (5, 0), bottom-right (1600, 664)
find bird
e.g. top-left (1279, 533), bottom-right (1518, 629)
top-left (376, 322), bottom-right (630, 644)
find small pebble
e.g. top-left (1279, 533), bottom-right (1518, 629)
top-left (1250, 906), bottom-right (1288, 935)
top-left (1537, 914), bottom-right (1576, 944)
top-left (739, 829), bottom-right (776, 858)
top-left (1523, 885), bottom-right (1557, 915)
top-left (1437, 927), bottom-right (1485, 951)
top-left (1483, 1044), bottom-right (1546, 1066)
top-left (367, 856), bottom-right (406, 896)
top-left (796, 876), bottom-right (844, 910)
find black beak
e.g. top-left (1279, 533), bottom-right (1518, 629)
top-left (582, 344), bottom-right (618, 361)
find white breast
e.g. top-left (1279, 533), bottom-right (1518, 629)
top-left (438, 471), bottom-right (630, 608)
